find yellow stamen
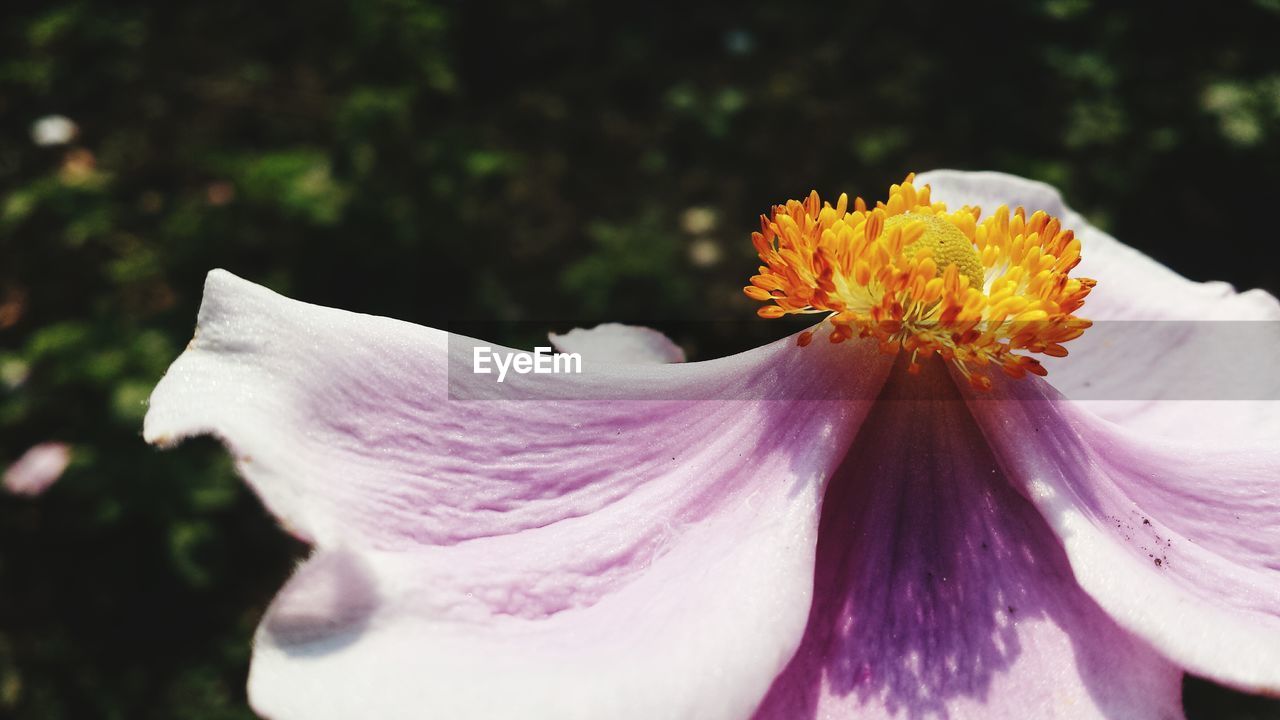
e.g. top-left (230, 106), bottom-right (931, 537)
top-left (743, 173), bottom-right (1094, 389)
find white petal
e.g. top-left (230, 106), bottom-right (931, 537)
top-left (145, 270), bottom-right (894, 720)
top-left (549, 323), bottom-right (685, 363)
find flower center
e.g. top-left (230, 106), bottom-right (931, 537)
top-left (743, 174), bottom-right (1095, 389)
top-left (884, 213), bottom-right (985, 291)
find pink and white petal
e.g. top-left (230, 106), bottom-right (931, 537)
top-left (549, 323), bottom-right (686, 363)
top-left (145, 270), bottom-right (895, 720)
top-left (4, 441), bottom-right (72, 496)
top-left (753, 360), bottom-right (1184, 720)
top-left (252, 484), bottom-right (823, 720)
top-left (963, 370), bottom-right (1280, 695)
top-left (144, 271), bottom-right (887, 549)
top-left (918, 169), bottom-right (1280, 446)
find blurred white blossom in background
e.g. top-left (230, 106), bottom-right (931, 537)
top-left (30, 115), bottom-right (78, 147)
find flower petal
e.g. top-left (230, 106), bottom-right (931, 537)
top-left (145, 270), bottom-right (894, 720)
top-left (918, 169), bottom-right (1280, 446)
top-left (4, 441), bottom-right (71, 496)
top-left (549, 323), bottom-right (686, 363)
top-left (252, 490), bottom-right (823, 720)
top-left (963, 370), bottom-right (1280, 695)
top-left (753, 360), bottom-right (1184, 720)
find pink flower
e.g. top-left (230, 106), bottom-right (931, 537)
top-left (144, 171), bottom-right (1280, 719)
top-left (4, 442), bottom-right (72, 496)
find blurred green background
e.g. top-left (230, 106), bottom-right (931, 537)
top-left (3, 1), bottom-right (1280, 718)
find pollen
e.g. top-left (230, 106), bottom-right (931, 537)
top-left (886, 214), bottom-right (984, 291)
top-left (743, 173), bottom-right (1095, 389)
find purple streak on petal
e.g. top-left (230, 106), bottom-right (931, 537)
top-left (963, 371), bottom-right (1280, 696)
top-left (145, 270), bottom-right (895, 720)
top-left (4, 442), bottom-right (71, 496)
top-left (549, 323), bottom-right (685, 363)
top-left (919, 169), bottom-right (1280, 446)
top-left (753, 360), bottom-right (1184, 720)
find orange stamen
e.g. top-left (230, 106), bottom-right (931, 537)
top-left (744, 173), bottom-right (1095, 388)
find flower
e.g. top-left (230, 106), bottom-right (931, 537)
top-left (144, 170), bottom-right (1280, 720)
top-left (4, 442), bottom-right (72, 496)
top-left (30, 114), bottom-right (78, 147)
